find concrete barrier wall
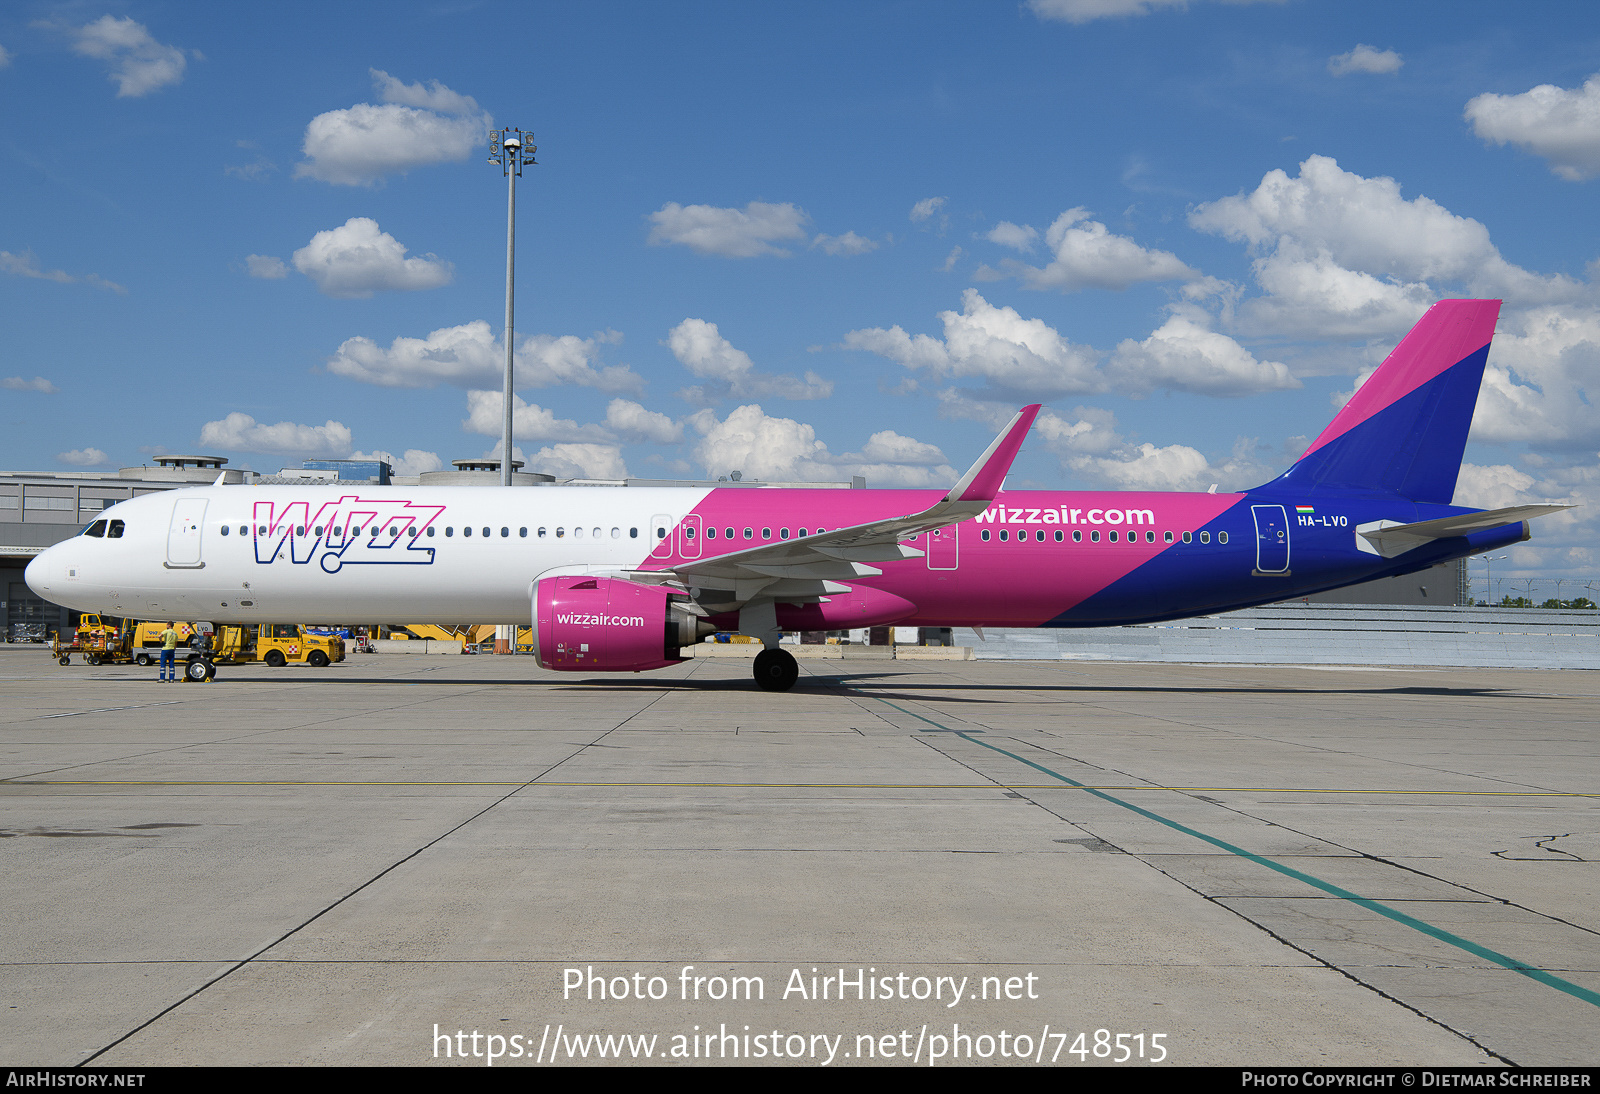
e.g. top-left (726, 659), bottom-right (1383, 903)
top-left (956, 605), bottom-right (1600, 669)
top-left (366, 638), bottom-right (462, 655)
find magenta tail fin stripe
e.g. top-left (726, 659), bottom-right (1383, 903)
top-left (1301, 300), bottom-right (1500, 461)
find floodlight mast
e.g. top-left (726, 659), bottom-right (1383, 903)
top-left (488, 128), bottom-right (537, 487)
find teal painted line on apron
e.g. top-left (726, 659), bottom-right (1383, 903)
top-left (863, 693), bottom-right (1600, 1010)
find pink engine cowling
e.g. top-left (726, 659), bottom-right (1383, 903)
top-left (534, 576), bottom-right (708, 672)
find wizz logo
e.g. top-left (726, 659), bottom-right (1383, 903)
top-left (251, 497), bottom-right (445, 573)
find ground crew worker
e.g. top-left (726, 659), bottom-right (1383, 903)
top-left (159, 622), bottom-right (177, 682)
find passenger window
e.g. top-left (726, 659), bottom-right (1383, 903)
top-left (705, 527), bottom-right (715, 539)
top-left (219, 525), bottom-right (229, 537)
top-left (314, 525), bottom-right (323, 536)
top-left (682, 527), bottom-right (691, 540)
top-left (1036, 530), bottom-right (1044, 542)
top-left (296, 526), bottom-right (305, 536)
top-left (409, 527), bottom-right (418, 537)
top-left (1218, 531), bottom-right (1229, 544)
top-left (557, 527), bottom-right (565, 538)
top-left (539, 527), bottom-right (547, 538)
top-left (108, 520), bottom-right (125, 538)
top-left (1054, 530), bottom-right (1063, 542)
top-left (630, 527), bottom-right (638, 538)
top-left (390, 527), bottom-right (399, 537)
top-left (482, 527), bottom-right (490, 538)
top-left (744, 528), bottom-right (753, 539)
top-left (501, 527), bottom-right (509, 537)
top-left (85, 520), bottom-right (107, 538)
top-left (1109, 531), bottom-right (1118, 543)
top-left (981, 530), bottom-right (991, 541)
top-left (1200, 531), bottom-right (1210, 544)
top-left (446, 527), bottom-right (454, 537)
top-left (464, 527), bottom-right (472, 537)
top-left (1091, 530), bottom-right (1100, 543)
top-left (592, 527), bottom-right (600, 538)
top-left (780, 528), bottom-right (790, 540)
top-left (798, 528), bottom-right (807, 537)
top-left (428, 527), bottom-right (436, 537)
top-left (520, 527), bottom-right (527, 538)
top-left (1183, 531), bottom-right (1192, 543)
top-left (762, 527), bottom-right (771, 539)
top-left (240, 526), bottom-right (248, 535)
top-left (999, 530), bottom-right (1009, 542)
top-left (611, 527), bottom-right (619, 539)
top-left (655, 526), bottom-right (665, 539)
top-left (1073, 530), bottom-right (1082, 542)
top-left (1164, 531), bottom-right (1173, 543)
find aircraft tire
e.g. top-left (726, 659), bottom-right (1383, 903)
top-left (265, 650), bottom-right (287, 668)
top-left (184, 658), bottom-right (209, 682)
top-left (753, 648), bottom-right (799, 692)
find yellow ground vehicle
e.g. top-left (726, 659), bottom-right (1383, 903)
top-left (210, 624), bottom-right (345, 668)
top-left (131, 621), bottom-right (197, 664)
top-left (52, 614), bottom-right (135, 666)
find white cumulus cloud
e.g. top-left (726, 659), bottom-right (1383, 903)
top-left (646, 202), bottom-right (808, 258)
top-left (463, 392), bottom-right (613, 444)
top-left (64, 15), bottom-right (188, 97)
top-left (245, 254), bottom-right (288, 279)
top-left (990, 208), bottom-right (1197, 292)
top-left (1189, 155), bottom-right (1583, 338)
top-left (688, 405), bottom-right (952, 486)
top-left (1109, 306), bottom-right (1300, 396)
top-left (1466, 74), bottom-right (1600, 181)
top-left (199, 413), bottom-right (352, 458)
top-left (292, 218), bottom-right (452, 298)
top-left (1, 249), bottom-right (125, 293)
top-left (843, 289), bottom-right (1104, 397)
top-left (984, 222), bottom-right (1039, 252)
top-left (812, 231), bottom-right (878, 256)
top-left (327, 322), bottom-right (643, 393)
top-left (296, 69), bottom-right (490, 186)
top-left (350, 449), bottom-right (444, 477)
top-left (1328, 45), bottom-right (1402, 76)
top-left (1028, 0), bottom-right (1283, 25)
top-left (668, 319), bottom-right (832, 401)
top-left (3, 376), bottom-right (59, 393)
top-left (57, 447), bottom-right (108, 467)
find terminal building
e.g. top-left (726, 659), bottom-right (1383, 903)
top-left (1, 455), bottom-right (1467, 641)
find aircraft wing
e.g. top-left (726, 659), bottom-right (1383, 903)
top-left (1356, 503), bottom-right (1574, 558)
top-left (633, 405), bottom-right (1040, 608)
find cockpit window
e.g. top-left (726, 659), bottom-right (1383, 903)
top-left (84, 520), bottom-right (107, 538)
top-left (106, 520), bottom-right (125, 539)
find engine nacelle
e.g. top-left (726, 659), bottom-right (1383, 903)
top-left (534, 576), bottom-right (712, 672)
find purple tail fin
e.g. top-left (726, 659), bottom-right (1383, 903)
top-left (1263, 299), bottom-right (1501, 503)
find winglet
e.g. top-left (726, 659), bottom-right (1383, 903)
top-left (943, 405), bottom-right (1040, 504)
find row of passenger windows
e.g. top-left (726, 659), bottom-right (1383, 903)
top-left (219, 524), bottom-right (643, 540)
top-left (681, 526), bottom-right (820, 541)
top-left (979, 528), bottom-right (1228, 545)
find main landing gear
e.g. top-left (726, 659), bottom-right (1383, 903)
top-left (753, 647), bottom-right (799, 692)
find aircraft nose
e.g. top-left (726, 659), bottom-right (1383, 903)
top-left (25, 546), bottom-right (57, 597)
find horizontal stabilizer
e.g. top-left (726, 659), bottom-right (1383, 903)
top-left (1356, 504), bottom-right (1572, 558)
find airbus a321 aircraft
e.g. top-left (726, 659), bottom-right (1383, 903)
top-left (27, 299), bottom-right (1569, 691)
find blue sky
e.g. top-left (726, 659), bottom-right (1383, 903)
top-left (4, 0), bottom-right (1600, 593)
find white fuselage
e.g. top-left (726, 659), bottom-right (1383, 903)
top-left (26, 485), bottom-right (717, 625)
